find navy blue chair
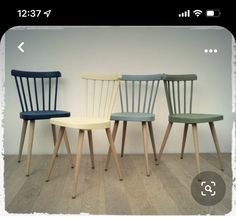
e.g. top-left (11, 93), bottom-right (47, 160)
top-left (105, 74), bottom-right (163, 176)
top-left (11, 70), bottom-right (74, 176)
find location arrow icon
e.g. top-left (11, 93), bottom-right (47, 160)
top-left (18, 42), bottom-right (24, 53)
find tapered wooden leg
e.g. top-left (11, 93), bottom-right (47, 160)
top-left (105, 121), bottom-right (119, 171)
top-left (209, 122), bottom-right (224, 171)
top-left (87, 130), bottom-right (95, 169)
top-left (51, 124), bottom-right (59, 157)
top-left (148, 122), bottom-right (158, 163)
top-left (180, 123), bottom-right (189, 159)
top-left (158, 122), bottom-right (173, 162)
top-left (26, 120), bottom-right (35, 176)
top-left (46, 126), bottom-right (65, 181)
top-left (18, 120), bottom-right (28, 162)
top-left (51, 124), bottom-right (57, 146)
top-left (105, 128), bottom-right (123, 180)
top-left (64, 129), bottom-right (74, 168)
top-left (192, 124), bottom-right (201, 175)
top-left (142, 122), bottom-right (150, 176)
top-left (72, 130), bottom-right (85, 199)
top-left (121, 121), bottom-right (127, 157)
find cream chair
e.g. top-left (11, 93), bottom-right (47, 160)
top-left (46, 73), bottom-right (123, 199)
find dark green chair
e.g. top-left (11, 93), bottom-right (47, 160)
top-left (158, 74), bottom-right (224, 175)
top-left (105, 74), bottom-right (163, 176)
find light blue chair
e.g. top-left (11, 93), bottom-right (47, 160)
top-left (105, 74), bottom-right (163, 176)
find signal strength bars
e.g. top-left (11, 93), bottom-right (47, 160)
top-left (179, 10), bottom-right (190, 17)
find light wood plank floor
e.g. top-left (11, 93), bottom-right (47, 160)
top-left (4, 154), bottom-right (232, 215)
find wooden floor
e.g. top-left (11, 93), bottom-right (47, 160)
top-left (4, 154), bottom-right (232, 215)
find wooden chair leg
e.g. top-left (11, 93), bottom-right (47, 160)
top-left (72, 130), bottom-right (85, 199)
top-left (26, 120), bottom-right (35, 176)
top-left (180, 123), bottom-right (189, 159)
top-left (148, 122), bottom-right (158, 163)
top-left (64, 129), bottom-right (74, 168)
top-left (105, 120), bottom-right (119, 171)
top-left (51, 124), bottom-right (57, 146)
top-left (121, 121), bottom-right (127, 157)
top-left (209, 122), bottom-right (224, 171)
top-left (192, 124), bottom-right (201, 175)
top-left (105, 128), bottom-right (123, 180)
top-left (87, 130), bottom-right (95, 169)
top-left (46, 126), bottom-right (65, 181)
top-left (142, 122), bottom-right (150, 176)
top-left (51, 124), bottom-right (59, 157)
top-left (158, 122), bottom-right (173, 163)
top-left (18, 120), bottom-right (28, 163)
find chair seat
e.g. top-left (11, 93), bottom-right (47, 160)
top-left (169, 113), bottom-right (223, 124)
top-left (20, 110), bottom-right (70, 120)
top-left (50, 117), bottom-right (111, 130)
top-left (111, 112), bottom-right (155, 122)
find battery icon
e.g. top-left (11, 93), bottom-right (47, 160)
top-left (206, 9), bottom-right (221, 17)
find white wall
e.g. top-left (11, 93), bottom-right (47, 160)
top-left (2, 26), bottom-right (234, 154)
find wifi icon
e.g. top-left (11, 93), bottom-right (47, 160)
top-left (193, 9), bottom-right (202, 17)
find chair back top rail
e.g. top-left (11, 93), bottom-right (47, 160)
top-left (11, 69), bottom-right (61, 78)
top-left (122, 74), bottom-right (163, 81)
top-left (119, 74), bottom-right (163, 114)
top-left (81, 73), bottom-right (121, 81)
top-left (162, 74), bottom-right (197, 115)
top-left (11, 69), bottom-right (61, 112)
top-left (163, 74), bottom-right (197, 81)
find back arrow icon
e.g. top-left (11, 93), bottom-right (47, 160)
top-left (18, 42), bottom-right (24, 53)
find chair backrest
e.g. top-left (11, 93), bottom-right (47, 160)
top-left (118, 74), bottom-right (163, 114)
top-left (11, 69), bottom-right (61, 112)
top-left (162, 74), bottom-right (197, 115)
top-left (81, 73), bottom-right (121, 119)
